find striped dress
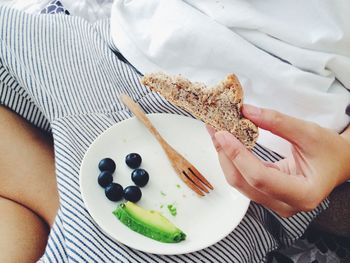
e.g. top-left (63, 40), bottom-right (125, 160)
top-left (0, 6), bottom-right (328, 263)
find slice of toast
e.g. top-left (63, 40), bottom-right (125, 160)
top-left (141, 72), bottom-right (258, 148)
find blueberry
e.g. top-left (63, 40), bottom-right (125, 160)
top-left (123, 185), bottom-right (142, 202)
top-left (98, 158), bottom-right (116, 173)
top-left (125, 153), bottom-right (142, 169)
top-left (105, 183), bottom-right (123, 201)
top-left (131, 169), bottom-right (149, 187)
top-left (98, 171), bottom-right (113, 188)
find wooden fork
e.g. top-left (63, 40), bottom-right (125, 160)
top-left (120, 94), bottom-right (214, 196)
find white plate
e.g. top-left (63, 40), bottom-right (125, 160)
top-left (79, 113), bottom-right (250, 255)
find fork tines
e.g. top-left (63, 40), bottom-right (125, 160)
top-left (182, 166), bottom-right (214, 196)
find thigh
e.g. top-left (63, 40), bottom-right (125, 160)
top-left (0, 196), bottom-right (49, 263)
top-left (0, 106), bottom-right (58, 226)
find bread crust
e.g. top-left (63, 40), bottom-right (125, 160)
top-left (141, 72), bottom-right (258, 148)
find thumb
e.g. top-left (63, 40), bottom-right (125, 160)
top-left (242, 104), bottom-right (318, 147)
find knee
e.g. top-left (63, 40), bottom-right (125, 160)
top-left (0, 196), bottom-right (49, 263)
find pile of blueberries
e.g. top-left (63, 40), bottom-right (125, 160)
top-left (98, 153), bottom-right (149, 203)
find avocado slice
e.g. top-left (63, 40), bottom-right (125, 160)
top-left (113, 202), bottom-right (186, 243)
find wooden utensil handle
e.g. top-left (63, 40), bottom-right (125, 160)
top-left (120, 94), bottom-right (168, 146)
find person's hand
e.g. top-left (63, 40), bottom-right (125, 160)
top-left (207, 105), bottom-right (350, 217)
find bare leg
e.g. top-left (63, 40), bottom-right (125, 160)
top-left (0, 106), bottom-right (59, 261)
top-left (0, 197), bottom-right (49, 263)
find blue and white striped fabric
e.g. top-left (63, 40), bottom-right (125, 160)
top-left (0, 6), bottom-right (329, 263)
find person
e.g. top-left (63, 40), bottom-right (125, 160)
top-left (207, 105), bottom-right (350, 218)
top-left (0, 1), bottom-right (349, 262)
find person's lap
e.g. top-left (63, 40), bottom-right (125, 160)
top-left (1, 101), bottom-right (349, 262)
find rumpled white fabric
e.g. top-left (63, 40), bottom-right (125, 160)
top-left (110, 0), bottom-right (350, 156)
top-left (62, 0), bottom-right (113, 22)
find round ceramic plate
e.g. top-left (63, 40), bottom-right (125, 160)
top-left (79, 113), bottom-right (250, 255)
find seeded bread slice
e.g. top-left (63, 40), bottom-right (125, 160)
top-left (141, 72), bottom-right (259, 148)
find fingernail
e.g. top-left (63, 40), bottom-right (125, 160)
top-left (243, 104), bottom-right (261, 117)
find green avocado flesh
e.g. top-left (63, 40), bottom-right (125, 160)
top-left (113, 202), bottom-right (186, 243)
